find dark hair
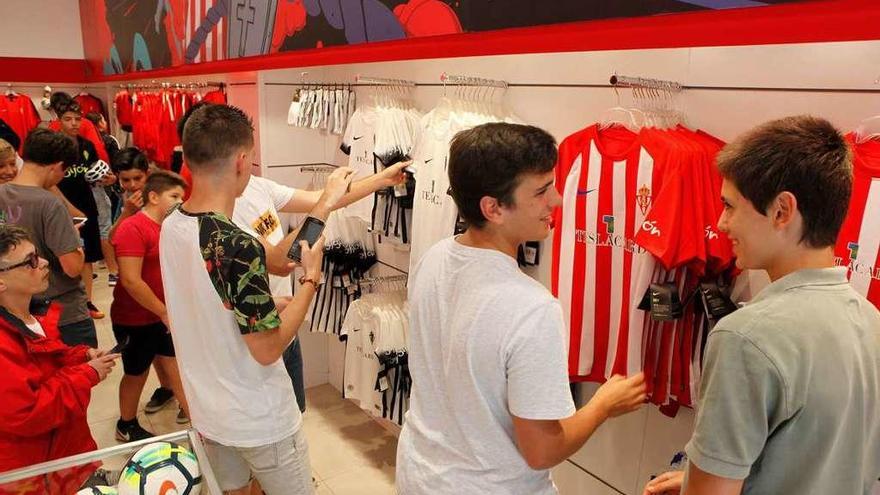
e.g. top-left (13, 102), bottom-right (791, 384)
top-left (718, 115), bottom-right (853, 248)
top-left (50, 92), bottom-right (81, 116)
top-left (112, 147), bottom-right (150, 174)
top-left (143, 170), bottom-right (186, 199)
top-left (447, 123), bottom-right (557, 228)
top-left (84, 111), bottom-right (104, 127)
top-left (21, 129), bottom-right (78, 168)
top-left (182, 104), bottom-right (254, 171)
top-left (177, 101), bottom-right (213, 140)
top-left (0, 224), bottom-right (31, 261)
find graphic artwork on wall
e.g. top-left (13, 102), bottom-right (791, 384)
top-left (80, 0), bottom-right (807, 76)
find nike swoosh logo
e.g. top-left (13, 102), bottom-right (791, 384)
top-left (577, 189), bottom-right (596, 196)
top-left (425, 158), bottom-right (433, 164)
top-left (353, 136), bottom-right (364, 141)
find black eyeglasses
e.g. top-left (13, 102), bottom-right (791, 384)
top-left (0, 252), bottom-right (40, 272)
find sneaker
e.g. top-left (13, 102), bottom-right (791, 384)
top-left (144, 387), bottom-right (174, 414)
top-left (115, 419), bottom-right (154, 442)
top-left (108, 273), bottom-right (118, 287)
top-left (176, 408), bottom-right (190, 425)
top-left (87, 301), bottom-right (105, 319)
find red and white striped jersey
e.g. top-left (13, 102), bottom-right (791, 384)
top-left (168, 0), bottom-right (226, 64)
top-left (835, 136), bottom-right (880, 308)
top-left (551, 125), bottom-right (699, 381)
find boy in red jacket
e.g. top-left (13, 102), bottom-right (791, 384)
top-left (0, 225), bottom-right (117, 493)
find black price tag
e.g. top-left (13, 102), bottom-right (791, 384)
top-left (699, 281), bottom-right (738, 320)
top-left (648, 283), bottom-right (684, 321)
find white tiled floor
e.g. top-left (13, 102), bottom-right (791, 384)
top-left (87, 264), bottom-right (400, 494)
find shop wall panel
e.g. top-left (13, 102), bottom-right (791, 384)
top-left (0, 0), bottom-right (84, 59)
top-left (635, 407), bottom-right (698, 493)
top-left (552, 461), bottom-right (623, 495)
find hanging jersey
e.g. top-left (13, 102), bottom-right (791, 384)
top-left (340, 108), bottom-right (379, 223)
top-left (115, 91), bottom-right (134, 132)
top-left (835, 136), bottom-right (880, 308)
top-left (74, 93), bottom-right (107, 121)
top-left (0, 95), bottom-right (41, 152)
top-left (409, 129), bottom-right (457, 272)
top-left (552, 125), bottom-right (702, 381)
top-left (342, 301), bottom-right (385, 417)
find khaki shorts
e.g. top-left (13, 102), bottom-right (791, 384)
top-left (203, 428), bottom-right (313, 494)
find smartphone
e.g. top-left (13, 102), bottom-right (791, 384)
top-left (110, 336), bottom-right (130, 354)
top-left (287, 217), bottom-right (326, 263)
top-left (72, 216), bottom-right (88, 227)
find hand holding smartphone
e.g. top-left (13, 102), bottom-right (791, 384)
top-left (287, 217), bottom-right (326, 263)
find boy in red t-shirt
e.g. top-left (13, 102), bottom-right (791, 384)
top-left (110, 170), bottom-right (189, 442)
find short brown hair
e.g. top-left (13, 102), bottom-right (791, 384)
top-left (22, 129), bottom-right (78, 168)
top-left (717, 115), bottom-right (852, 248)
top-left (143, 170), bottom-right (186, 199)
top-left (448, 123), bottom-right (557, 228)
top-left (0, 225), bottom-right (31, 261)
top-left (182, 104), bottom-right (253, 171)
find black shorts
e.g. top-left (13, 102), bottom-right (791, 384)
top-left (111, 321), bottom-right (175, 376)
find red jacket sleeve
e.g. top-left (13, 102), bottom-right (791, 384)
top-left (79, 119), bottom-right (109, 163)
top-left (0, 346), bottom-right (99, 437)
top-left (59, 344), bottom-right (91, 367)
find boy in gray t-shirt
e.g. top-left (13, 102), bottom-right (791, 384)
top-left (644, 116), bottom-right (880, 495)
top-left (0, 129), bottom-right (93, 347)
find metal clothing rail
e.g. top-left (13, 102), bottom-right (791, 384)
top-left (440, 72), bottom-right (509, 89)
top-left (610, 74), bottom-right (683, 93)
top-left (355, 75), bottom-right (417, 87)
top-left (266, 162), bottom-right (338, 169)
top-left (263, 81), bottom-right (880, 94)
top-left (117, 80), bottom-right (225, 90)
top-left (360, 274), bottom-right (408, 285)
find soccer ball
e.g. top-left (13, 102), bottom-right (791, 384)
top-left (76, 487), bottom-right (118, 495)
top-left (117, 441), bottom-right (202, 495)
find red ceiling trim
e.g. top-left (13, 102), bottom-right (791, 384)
top-left (2, 57), bottom-right (89, 84)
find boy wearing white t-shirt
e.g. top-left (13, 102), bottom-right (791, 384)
top-left (160, 105), bottom-right (354, 495)
top-left (398, 123), bottom-right (647, 494)
top-left (173, 101), bottom-right (408, 413)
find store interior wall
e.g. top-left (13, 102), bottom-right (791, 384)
top-left (5, 38), bottom-right (879, 495)
top-left (0, 0), bottom-right (85, 59)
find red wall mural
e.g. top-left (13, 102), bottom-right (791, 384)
top-left (79, 0), bottom-right (813, 77)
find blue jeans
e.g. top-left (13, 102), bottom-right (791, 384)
top-left (59, 318), bottom-right (97, 348)
top-left (283, 338), bottom-right (306, 412)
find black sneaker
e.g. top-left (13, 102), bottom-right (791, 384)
top-left (115, 419), bottom-right (154, 442)
top-left (144, 387), bottom-right (174, 414)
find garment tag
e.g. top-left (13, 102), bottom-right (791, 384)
top-left (378, 375), bottom-right (390, 392)
top-left (342, 273), bottom-right (352, 287)
top-left (649, 283), bottom-right (683, 321)
top-left (699, 281), bottom-right (738, 320)
top-left (393, 182), bottom-right (408, 198)
top-left (523, 241), bottom-right (540, 266)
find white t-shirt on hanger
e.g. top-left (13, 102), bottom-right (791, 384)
top-left (341, 108), bottom-right (379, 224)
top-left (341, 300), bottom-right (384, 417)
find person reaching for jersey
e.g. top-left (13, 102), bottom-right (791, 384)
top-left (642, 116), bottom-right (880, 495)
top-left (397, 123), bottom-right (647, 495)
